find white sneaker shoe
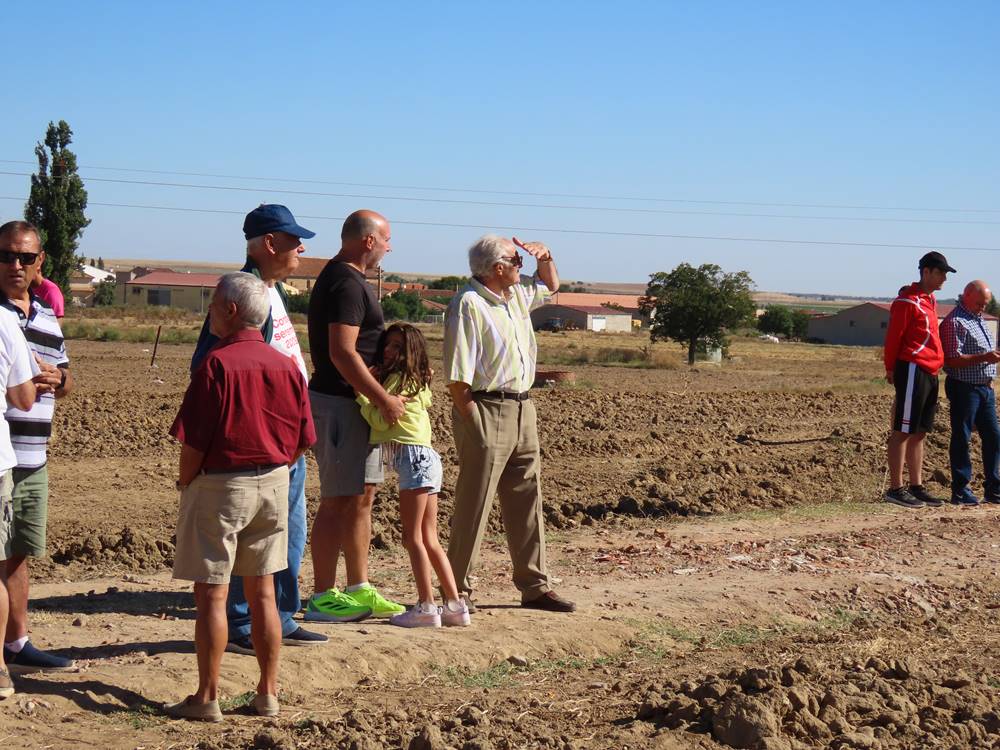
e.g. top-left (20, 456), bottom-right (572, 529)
top-left (389, 603), bottom-right (441, 628)
top-left (440, 600), bottom-right (471, 627)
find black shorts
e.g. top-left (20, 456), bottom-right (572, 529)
top-left (893, 360), bottom-right (938, 434)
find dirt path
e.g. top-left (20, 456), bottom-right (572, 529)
top-left (2, 337), bottom-right (998, 749)
top-left (2, 503), bottom-right (998, 749)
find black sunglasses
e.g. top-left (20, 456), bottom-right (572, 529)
top-left (0, 250), bottom-right (40, 266)
top-left (499, 252), bottom-right (523, 268)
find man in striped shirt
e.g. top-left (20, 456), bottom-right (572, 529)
top-left (940, 280), bottom-right (1000, 506)
top-left (0, 221), bottom-right (75, 673)
top-left (443, 234), bottom-right (575, 613)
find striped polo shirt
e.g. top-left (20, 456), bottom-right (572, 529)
top-left (2, 294), bottom-right (69, 468)
top-left (443, 274), bottom-right (551, 393)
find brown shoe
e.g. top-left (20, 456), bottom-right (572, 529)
top-left (163, 696), bottom-right (223, 722)
top-left (522, 591), bottom-right (576, 613)
top-left (0, 668), bottom-right (14, 699)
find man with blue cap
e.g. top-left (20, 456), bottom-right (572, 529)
top-left (190, 204), bottom-right (328, 654)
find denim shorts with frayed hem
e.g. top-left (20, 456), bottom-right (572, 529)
top-left (392, 444), bottom-right (442, 494)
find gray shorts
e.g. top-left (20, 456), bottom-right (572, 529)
top-left (310, 391), bottom-right (383, 498)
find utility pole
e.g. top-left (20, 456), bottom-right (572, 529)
top-left (377, 266), bottom-right (383, 300)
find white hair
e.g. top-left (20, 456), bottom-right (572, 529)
top-left (216, 272), bottom-right (270, 328)
top-left (468, 234), bottom-right (512, 277)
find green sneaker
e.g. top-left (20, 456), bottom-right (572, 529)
top-left (303, 589), bottom-right (372, 623)
top-left (347, 584), bottom-right (405, 617)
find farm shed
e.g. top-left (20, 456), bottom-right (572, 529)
top-left (531, 303), bottom-right (634, 333)
top-left (808, 302), bottom-right (998, 346)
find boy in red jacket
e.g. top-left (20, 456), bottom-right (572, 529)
top-left (883, 251), bottom-right (955, 508)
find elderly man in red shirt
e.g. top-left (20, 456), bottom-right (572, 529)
top-left (165, 272), bottom-right (315, 722)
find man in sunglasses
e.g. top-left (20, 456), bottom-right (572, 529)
top-left (443, 235), bottom-right (576, 614)
top-left (0, 221), bottom-right (75, 674)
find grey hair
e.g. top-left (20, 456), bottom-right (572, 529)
top-left (468, 234), bottom-right (512, 277)
top-left (246, 235), bottom-right (266, 255)
top-left (216, 272), bottom-right (270, 328)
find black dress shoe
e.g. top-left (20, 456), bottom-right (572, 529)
top-left (521, 591), bottom-right (576, 613)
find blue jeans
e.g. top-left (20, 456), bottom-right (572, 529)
top-left (227, 455), bottom-right (307, 639)
top-left (945, 377), bottom-right (1000, 496)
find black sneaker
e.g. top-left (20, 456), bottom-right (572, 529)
top-left (224, 636), bottom-right (255, 655)
top-left (3, 642), bottom-right (75, 674)
top-left (951, 489), bottom-right (981, 507)
top-left (281, 627), bottom-right (328, 647)
top-left (909, 484), bottom-right (944, 507)
top-left (884, 487), bottom-right (924, 508)
top-left (983, 491), bottom-right (1000, 505)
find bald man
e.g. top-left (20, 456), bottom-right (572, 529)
top-left (304, 210), bottom-right (407, 623)
top-left (941, 280), bottom-right (1000, 506)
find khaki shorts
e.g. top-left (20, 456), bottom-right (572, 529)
top-left (0, 470), bottom-right (12, 561)
top-left (11, 465), bottom-right (49, 558)
top-left (172, 466), bottom-right (290, 585)
top-left (309, 391), bottom-right (383, 497)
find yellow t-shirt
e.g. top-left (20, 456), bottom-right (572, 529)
top-left (357, 372), bottom-right (433, 446)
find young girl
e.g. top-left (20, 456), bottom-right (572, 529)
top-left (357, 323), bottom-right (471, 628)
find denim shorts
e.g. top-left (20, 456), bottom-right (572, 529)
top-left (393, 444), bottom-right (442, 494)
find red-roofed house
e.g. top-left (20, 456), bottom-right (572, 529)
top-left (807, 302), bottom-right (999, 346)
top-left (124, 271), bottom-right (221, 313)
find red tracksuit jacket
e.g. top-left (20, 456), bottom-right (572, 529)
top-left (883, 282), bottom-right (943, 375)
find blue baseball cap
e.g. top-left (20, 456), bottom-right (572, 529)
top-left (243, 204), bottom-right (316, 240)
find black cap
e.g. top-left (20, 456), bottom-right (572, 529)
top-left (243, 204), bottom-right (316, 240)
top-left (918, 251), bottom-right (956, 273)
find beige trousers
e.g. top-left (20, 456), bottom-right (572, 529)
top-left (447, 397), bottom-right (550, 602)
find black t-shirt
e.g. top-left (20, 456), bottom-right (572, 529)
top-left (307, 260), bottom-right (384, 397)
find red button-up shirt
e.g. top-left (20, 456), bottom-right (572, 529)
top-left (170, 329), bottom-right (316, 471)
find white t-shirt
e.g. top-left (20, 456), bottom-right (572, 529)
top-left (0, 308), bottom-right (40, 472)
top-left (267, 286), bottom-right (308, 382)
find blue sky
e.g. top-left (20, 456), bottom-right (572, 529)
top-left (2, 1), bottom-right (997, 297)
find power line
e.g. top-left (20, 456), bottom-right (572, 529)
top-left (1, 170), bottom-right (997, 226)
top-left (2, 195), bottom-right (998, 252)
top-left (1, 158), bottom-right (997, 214)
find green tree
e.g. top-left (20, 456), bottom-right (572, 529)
top-left (986, 296), bottom-right (1000, 317)
top-left (24, 121), bottom-right (91, 292)
top-left (428, 275), bottom-right (468, 290)
top-left (758, 304), bottom-right (794, 337)
top-left (93, 279), bottom-right (116, 306)
top-left (790, 309), bottom-right (811, 340)
top-left (97, 256), bottom-right (105, 270)
top-left (384, 273), bottom-right (406, 283)
top-left (286, 291), bottom-right (310, 314)
top-left (640, 263), bottom-right (756, 365)
top-left (380, 290), bottom-right (424, 320)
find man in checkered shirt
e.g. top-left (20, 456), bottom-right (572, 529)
top-left (941, 280), bottom-right (1000, 506)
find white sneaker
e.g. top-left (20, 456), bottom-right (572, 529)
top-left (389, 603), bottom-right (441, 628)
top-left (440, 600), bottom-right (471, 627)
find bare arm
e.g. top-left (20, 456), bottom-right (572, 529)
top-left (328, 323), bottom-right (406, 424)
top-left (514, 237), bottom-right (559, 292)
top-left (6, 380), bottom-right (36, 412)
top-left (177, 444), bottom-right (206, 488)
top-left (944, 351), bottom-right (1000, 369)
top-left (448, 381), bottom-right (476, 422)
top-left (56, 367), bottom-right (74, 398)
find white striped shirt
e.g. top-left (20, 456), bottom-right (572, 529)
top-left (443, 275), bottom-right (551, 393)
top-left (2, 295), bottom-right (69, 469)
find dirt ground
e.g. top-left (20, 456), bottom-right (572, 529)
top-left (2, 333), bottom-right (998, 750)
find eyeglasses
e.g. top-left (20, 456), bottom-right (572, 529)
top-left (499, 253), bottom-right (523, 268)
top-left (0, 250), bottom-right (40, 266)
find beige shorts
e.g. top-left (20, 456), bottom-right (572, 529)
top-left (0, 470), bottom-right (12, 561)
top-left (172, 466), bottom-right (290, 585)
